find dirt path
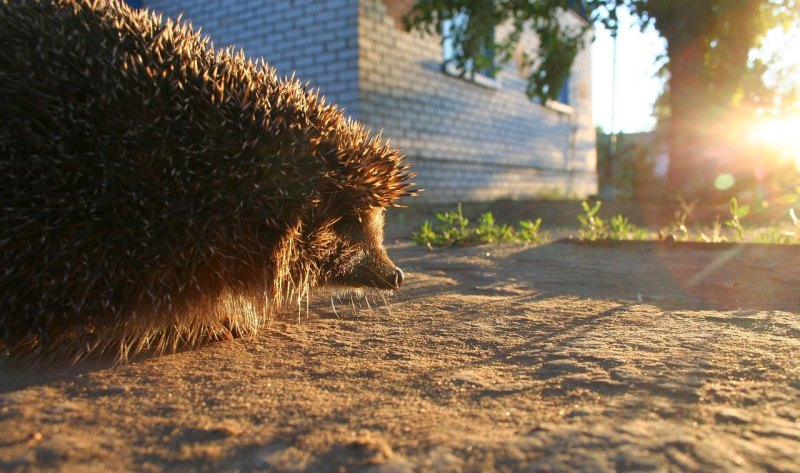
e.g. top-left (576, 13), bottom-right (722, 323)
top-left (1, 242), bottom-right (798, 472)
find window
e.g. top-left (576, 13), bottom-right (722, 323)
top-left (567, 0), bottom-right (588, 19)
top-left (441, 11), bottom-right (495, 80)
top-left (534, 76), bottom-right (573, 114)
top-left (556, 78), bottom-right (570, 105)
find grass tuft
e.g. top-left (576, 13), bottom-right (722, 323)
top-left (412, 198), bottom-right (800, 247)
top-left (412, 204), bottom-right (547, 247)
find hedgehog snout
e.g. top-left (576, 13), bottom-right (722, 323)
top-left (393, 267), bottom-right (404, 289)
top-left (362, 255), bottom-right (404, 291)
top-left (329, 246), bottom-right (405, 291)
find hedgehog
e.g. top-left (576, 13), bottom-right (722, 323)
top-left (0, 0), bottom-right (415, 362)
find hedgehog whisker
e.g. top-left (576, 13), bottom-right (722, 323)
top-left (376, 290), bottom-right (393, 316)
top-left (330, 296), bottom-right (340, 319)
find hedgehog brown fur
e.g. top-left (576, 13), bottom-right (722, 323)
top-left (0, 0), bottom-right (415, 362)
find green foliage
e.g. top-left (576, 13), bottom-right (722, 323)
top-left (577, 200), bottom-right (607, 241)
top-left (412, 203), bottom-right (474, 246)
top-left (609, 214), bottom-right (649, 240)
top-left (740, 208), bottom-right (799, 244)
top-left (403, 0), bottom-right (590, 102)
top-left (412, 220), bottom-right (439, 246)
top-left (411, 204), bottom-right (547, 247)
top-left (517, 218), bottom-right (546, 244)
top-left (475, 212), bottom-right (515, 243)
top-left (577, 200), bottom-right (650, 241)
top-left (404, 0), bottom-right (800, 106)
top-left (412, 200), bottom-right (800, 247)
top-left (433, 203), bottom-right (472, 244)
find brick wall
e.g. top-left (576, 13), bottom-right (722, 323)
top-left (360, 0), bottom-right (597, 203)
top-left (142, 0), bottom-right (361, 117)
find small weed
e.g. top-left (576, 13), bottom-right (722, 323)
top-left (608, 215), bottom-right (649, 240)
top-left (517, 218), bottom-right (546, 244)
top-left (412, 200), bottom-right (798, 248)
top-left (700, 215), bottom-right (726, 243)
top-left (411, 220), bottom-right (438, 246)
top-left (411, 203), bottom-right (472, 246)
top-left (751, 208), bottom-right (800, 244)
top-left (577, 201), bottom-right (649, 241)
top-left (577, 200), bottom-right (607, 241)
top-left (412, 204), bottom-right (547, 247)
top-left (434, 204), bottom-right (472, 245)
top-left (789, 208), bottom-right (800, 242)
top-left (475, 212), bottom-right (515, 243)
top-left (724, 197), bottom-right (750, 242)
top-left (660, 196), bottom-right (697, 241)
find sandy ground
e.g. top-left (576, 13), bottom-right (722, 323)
top-left (1, 241), bottom-right (798, 472)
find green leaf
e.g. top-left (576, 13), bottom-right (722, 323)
top-left (737, 204), bottom-right (750, 218)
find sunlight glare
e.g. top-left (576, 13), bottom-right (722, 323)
top-left (747, 116), bottom-right (800, 171)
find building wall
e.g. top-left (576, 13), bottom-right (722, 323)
top-left (142, 0), bottom-right (361, 117)
top-left (360, 0), bottom-right (597, 203)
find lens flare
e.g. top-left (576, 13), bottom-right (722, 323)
top-left (714, 173), bottom-right (735, 190)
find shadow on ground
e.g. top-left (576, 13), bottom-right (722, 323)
top-left (392, 240), bottom-right (800, 312)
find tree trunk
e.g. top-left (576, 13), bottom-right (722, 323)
top-left (664, 37), bottom-right (713, 199)
top-left (661, 0), bottom-right (763, 200)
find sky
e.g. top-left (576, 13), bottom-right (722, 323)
top-left (591, 9), bottom-right (667, 134)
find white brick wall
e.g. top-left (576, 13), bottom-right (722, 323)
top-left (139, 0), bottom-right (597, 204)
top-left (142, 0), bottom-right (361, 117)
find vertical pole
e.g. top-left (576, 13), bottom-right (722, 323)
top-left (601, 28), bottom-right (618, 201)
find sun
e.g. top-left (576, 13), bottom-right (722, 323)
top-left (747, 116), bottom-right (800, 171)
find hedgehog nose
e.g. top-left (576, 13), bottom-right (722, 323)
top-left (393, 267), bottom-right (404, 289)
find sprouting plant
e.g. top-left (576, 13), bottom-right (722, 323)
top-left (412, 204), bottom-right (471, 246)
top-left (577, 200), bottom-right (607, 241)
top-left (781, 208), bottom-right (800, 243)
top-left (700, 215), bottom-right (726, 243)
top-left (435, 203), bottom-right (472, 244)
top-left (608, 215), bottom-right (649, 240)
top-left (412, 205), bottom-right (545, 247)
top-left (517, 218), bottom-right (545, 244)
top-left (413, 199), bottom-right (798, 248)
top-left (724, 196), bottom-right (750, 242)
top-left (661, 196), bottom-right (697, 241)
top-left (475, 212), bottom-right (515, 243)
top-left (748, 208), bottom-right (800, 244)
top-left (411, 220), bottom-right (439, 246)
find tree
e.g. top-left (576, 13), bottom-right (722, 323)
top-left (404, 0), bottom-right (800, 199)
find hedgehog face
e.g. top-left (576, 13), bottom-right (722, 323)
top-left (322, 207), bottom-right (404, 291)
